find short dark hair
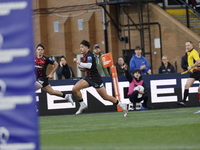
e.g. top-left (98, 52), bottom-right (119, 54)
top-left (134, 69), bottom-right (141, 74)
top-left (36, 44), bottom-right (44, 49)
top-left (59, 55), bottom-right (66, 60)
top-left (135, 46), bottom-right (141, 50)
top-left (80, 40), bottom-right (90, 48)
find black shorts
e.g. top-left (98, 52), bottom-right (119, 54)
top-left (84, 76), bottom-right (104, 89)
top-left (189, 71), bottom-right (200, 80)
top-left (36, 77), bottom-right (49, 88)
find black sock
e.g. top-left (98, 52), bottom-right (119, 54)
top-left (183, 89), bottom-right (189, 102)
top-left (62, 93), bottom-right (65, 98)
top-left (115, 100), bottom-right (119, 105)
top-left (79, 99), bottom-right (83, 102)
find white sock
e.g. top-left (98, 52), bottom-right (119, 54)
top-left (80, 101), bottom-right (85, 105)
top-left (118, 101), bottom-right (122, 106)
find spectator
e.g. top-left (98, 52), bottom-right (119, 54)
top-left (114, 56), bottom-right (127, 76)
top-left (158, 56), bottom-right (176, 74)
top-left (181, 49), bottom-right (188, 71)
top-left (56, 56), bottom-right (75, 79)
top-left (129, 46), bottom-right (151, 75)
top-left (93, 44), bottom-right (110, 77)
top-left (124, 65), bottom-right (152, 110)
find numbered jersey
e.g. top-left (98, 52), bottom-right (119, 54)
top-left (34, 56), bottom-right (54, 79)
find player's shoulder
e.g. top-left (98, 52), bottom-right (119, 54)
top-left (44, 56), bottom-right (54, 62)
top-left (87, 50), bottom-right (93, 55)
top-left (86, 50), bottom-right (94, 57)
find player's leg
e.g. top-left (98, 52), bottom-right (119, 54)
top-left (43, 84), bottom-right (63, 96)
top-left (72, 79), bottom-right (90, 114)
top-left (35, 81), bottom-right (42, 90)
top-left (177, 78), bottom-right (195, 106)
top-left (43, 85), bottom-right (74, 105)
top-left (96, 87), bottom-right (128, 117)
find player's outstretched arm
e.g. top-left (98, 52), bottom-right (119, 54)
top-left (48, 61), bottom-right (58, 79)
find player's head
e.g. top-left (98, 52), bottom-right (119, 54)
top-left (185, 41), bottom-right (193, 51)
top-left (80, 40), bottom-right (90, 54)
top-left (36, 44), bottom-right (44, 50)
top-left (80, 40), bottom-right (90, 48)
top-left (133, 69), bottom-right (141, 79)
top-left (36, 44), bottom-right (44, 57)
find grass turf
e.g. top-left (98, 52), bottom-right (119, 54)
top-left (39, 107), bottom-right (200, 150)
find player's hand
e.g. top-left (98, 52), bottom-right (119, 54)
top-left (47, 74), bottom-right (53, 79)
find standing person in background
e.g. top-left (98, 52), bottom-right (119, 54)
top-left (129, 46), bottom-right (151, 75)
top-left (34, 44), bottom-right (74, 105)
top-left (73, 40), bottom-right (128, 117)
top-left (56, 55), bottom-right (75, 79)
top-left (93, 44), bottom-right (110, 77)
top-left (181, 49), bottom-right (188, 71)
top-left (158, 56), bottom-right (176, 74)
top-left (177, 41), bottom-right (200, 107)
top-left (114, 56), bottom-right (127, 76)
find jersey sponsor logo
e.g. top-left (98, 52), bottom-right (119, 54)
top-left (34, 65), bottom-right (42, 68)
top-left (87, 56), bottom-right (92, 62)
top-left (49, 58), bottom-right (53, 61)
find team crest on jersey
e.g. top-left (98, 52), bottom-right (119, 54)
top-left (49, 58), bottom-right (53, 61)
top-left (87, 56), bottom-right (92, 61)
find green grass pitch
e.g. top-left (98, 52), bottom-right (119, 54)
top-left (39, 107), bottom-right (200, 150)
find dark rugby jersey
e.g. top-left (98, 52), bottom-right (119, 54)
top-left (34, 56), bottom-right (54, 79)
top-left (83, 50), bottom-right (101, 78)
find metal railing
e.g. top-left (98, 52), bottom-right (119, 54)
top-left (159, 0), bottom-right (200, 36)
